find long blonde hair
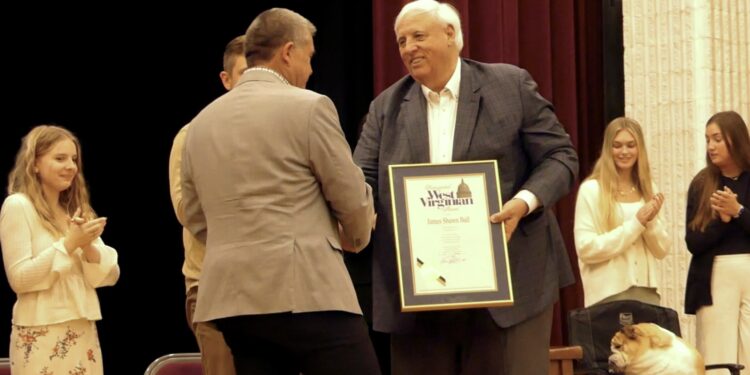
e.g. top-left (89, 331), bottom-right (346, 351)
top-left (586, 117), bottom-right (654, 231)
top-left (6, 125), bottom-right (94, 236)
top-left (689, 111), bottom-right (750, 231)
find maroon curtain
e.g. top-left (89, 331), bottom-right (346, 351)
top-left (372, 0), bottom-right (603, 346)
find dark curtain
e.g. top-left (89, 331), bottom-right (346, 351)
top-left (372, 0), bottom-right (604, 346)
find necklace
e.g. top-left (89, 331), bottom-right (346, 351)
top-left (617, 185), bottom-right (636, 196)
top-left (246, 66), bottom-right (290, 85)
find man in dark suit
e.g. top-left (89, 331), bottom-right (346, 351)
top-left (353, 1), bottom-right (579, 374)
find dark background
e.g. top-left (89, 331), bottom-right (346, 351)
top-left (0, 2), bottom-right (374, 374)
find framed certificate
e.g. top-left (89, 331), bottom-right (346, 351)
top-left (388, 160), bottom-right (513, 312)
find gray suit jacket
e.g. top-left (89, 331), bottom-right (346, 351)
top-left (353, 59), bottom-right (579, 332)
top-left (182, 70), bottom-right (374, 323)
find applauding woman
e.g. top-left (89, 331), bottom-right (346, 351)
top-left (574, 117), bottom-right (670, 307)
top-left (685, 111), bottom-right (750, 370)
top-left (0, 125), bottom-right (119, 375)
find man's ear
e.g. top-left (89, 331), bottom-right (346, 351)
top-left (280, 41), bottom-right (295, 64)
top-left (446, 24), bottom-right (455, 45)
top-left (219, 71), bottom-right (231, 91)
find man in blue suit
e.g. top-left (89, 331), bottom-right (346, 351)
top-left (353, 1), bottom-right (579, 374)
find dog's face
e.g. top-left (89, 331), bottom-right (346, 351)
top-left (608, 324), bottom-right (656, 372)
top-left (609, 325), bottom-right (647, 372)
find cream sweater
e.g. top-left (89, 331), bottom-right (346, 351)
top-left (0, 193), bottom-right (119, 326)
top-left (574, 180), bottom-right (670, 306)
top-left (169, 123), bottom-right (203, 292)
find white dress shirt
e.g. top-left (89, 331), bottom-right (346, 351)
top-left (420, 59), bottom-right (539, 212)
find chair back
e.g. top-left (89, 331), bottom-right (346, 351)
top-left (567, 299), bottom-right (681, 373)
top-left (144, 353), bottom-right (203, 375)
top-left (0, 357), bottom-right (10, 375)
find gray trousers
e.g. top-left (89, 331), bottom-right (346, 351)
top-left (390, 304), bottom-right (554, 375)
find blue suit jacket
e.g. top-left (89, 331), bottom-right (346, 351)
top-left (353, 59), bottom-right (579, 332)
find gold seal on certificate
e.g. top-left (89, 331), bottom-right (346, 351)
top-left (389, 160), bottom-right (513, 312)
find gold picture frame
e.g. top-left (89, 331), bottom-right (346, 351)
top-left (388, 160), bottom-right (513, 312)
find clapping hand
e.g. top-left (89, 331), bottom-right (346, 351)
top-left (64, 208), bottom-right (107, 253)
top-left (636, 193), bottom-right (665, 226)
top-left (711, 186), bottom-right (740, 223)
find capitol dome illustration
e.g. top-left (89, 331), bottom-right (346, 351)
top-left (456, 178), bottom-right (472, 198)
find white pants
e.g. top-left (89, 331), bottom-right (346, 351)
top-left (697, 254), bottom-right (750, 374)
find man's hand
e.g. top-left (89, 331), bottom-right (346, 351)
top-left (489, 198), bottom-right (529, 241)
top-left (338, 222), bottom-right (357, 252)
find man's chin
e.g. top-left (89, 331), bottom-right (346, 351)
top-left (409, 70), bottom-right (430, 85)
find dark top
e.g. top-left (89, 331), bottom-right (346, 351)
top-left (684, 170), bottom-right (750, 314)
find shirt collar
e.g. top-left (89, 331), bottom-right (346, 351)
top-left (245, 66), bottom-right (290, 86)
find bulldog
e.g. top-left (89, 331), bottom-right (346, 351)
top-left (608, 323), bottom-right (704, 375)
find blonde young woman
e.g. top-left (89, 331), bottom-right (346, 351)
top-left (574, 117), bottom-right (670, 307)
top-left (685, 111), bottom-right (750, 371)
top-left (0, 125), bottom-right (119, 375)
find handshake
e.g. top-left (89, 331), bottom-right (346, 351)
top-left (338, 213), bottom-right (378, 253)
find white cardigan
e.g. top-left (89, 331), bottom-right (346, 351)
top-left (0, 193), bottom-right (119, 326)
top-left (574, 180), bottom-right (670, 306)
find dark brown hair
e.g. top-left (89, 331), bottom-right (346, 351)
top-left (222, 35), bottom-right (246, 72)
top-left (689, 111), bottom-right (750, 231)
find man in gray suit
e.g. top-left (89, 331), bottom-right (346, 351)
top-left (181, 8), bottom-right (380, 375)
top-left (353, 1), bottom-right (579, 374)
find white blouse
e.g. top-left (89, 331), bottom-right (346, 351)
top-left (0, 193), bottom-right (119, 326)
top-left (574, 179), bottom-right (670, 306)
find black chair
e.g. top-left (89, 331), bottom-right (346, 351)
top-left (144, 353), bottom-right (203, 375)
top-left (568, 299), bottom-right (744, 375)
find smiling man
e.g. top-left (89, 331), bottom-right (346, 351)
top-left (353, 1), bottom-right (579, 374)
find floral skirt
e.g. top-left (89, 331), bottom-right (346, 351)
top-left (9, 319), bottom-right (103, 375)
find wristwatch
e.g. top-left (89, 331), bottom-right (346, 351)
top-left (735, 205), bottom-right (745, 219)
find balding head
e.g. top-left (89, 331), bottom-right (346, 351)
top-left (244, 8), bottom-right (316, 67)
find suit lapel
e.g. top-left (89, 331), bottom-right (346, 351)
top-left (401, 83), bottom-right (430, 163)
top-left (452, 61), bottom-right (480, 161)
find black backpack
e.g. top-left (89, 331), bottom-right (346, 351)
top-left (567, 299), bottom-right (681, 373)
